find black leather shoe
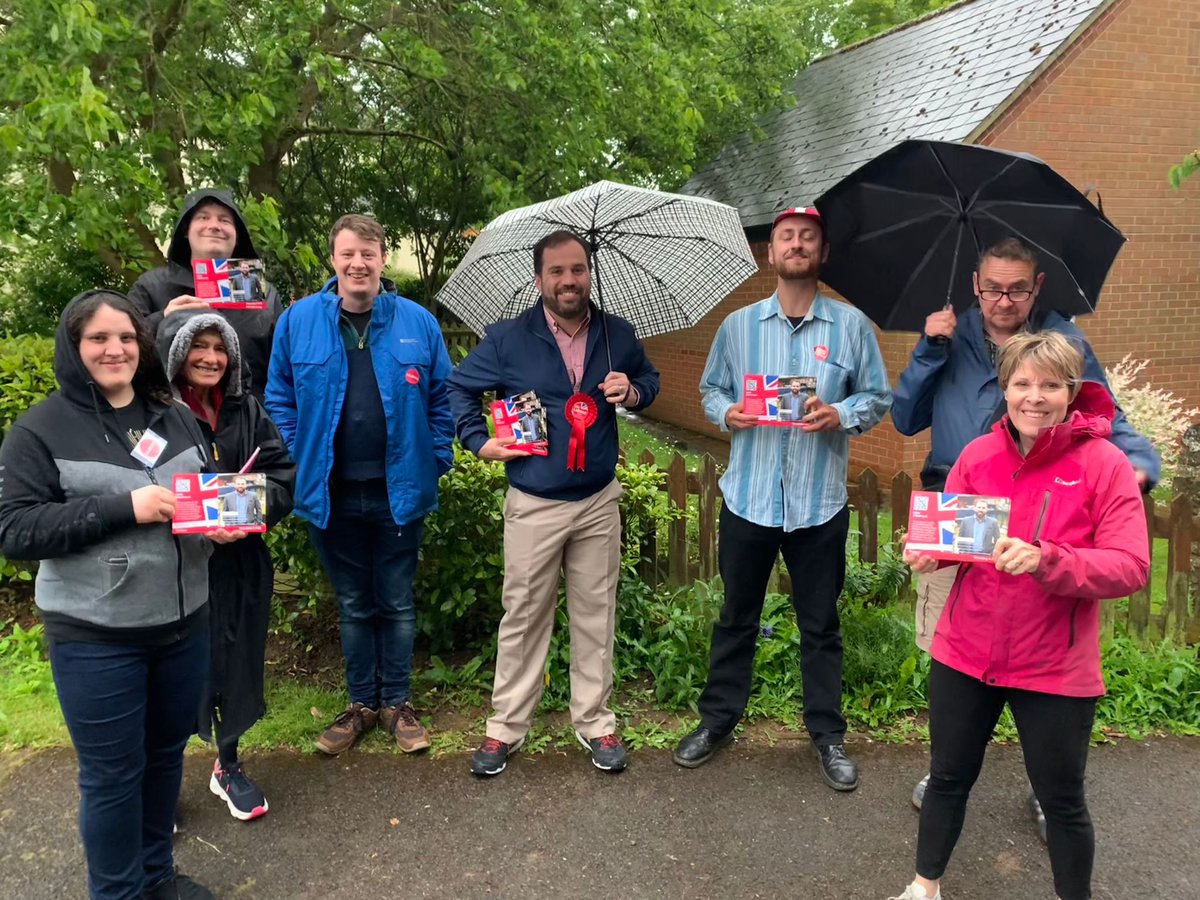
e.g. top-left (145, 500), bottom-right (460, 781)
top-left (672, 725), bottom-right (733, 768)
top-left (815, 743), bottom-right (859, 791)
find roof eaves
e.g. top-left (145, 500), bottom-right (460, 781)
top-left (965, 0), bottom-right (1119, 142)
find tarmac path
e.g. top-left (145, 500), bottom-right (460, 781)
top-left (1, 736), bottom-right (1196, 899)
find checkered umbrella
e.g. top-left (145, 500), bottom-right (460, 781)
top-left (436, 180), bottom-right (756, 340)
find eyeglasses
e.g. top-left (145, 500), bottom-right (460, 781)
top-left (979, 289), bottom-right (1035, 303)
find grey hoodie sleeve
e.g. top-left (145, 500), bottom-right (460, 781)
top-left (0, 424), bottom-right (138, 561)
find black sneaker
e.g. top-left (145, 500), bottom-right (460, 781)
top-left (209, 759), bottom-right (269, 821)
top-left (471, 736), bottom-right (524, 776)
top-left (144, 871), bottom-right (215, 900)
top-left (576, 731), bottom-right (628, 772)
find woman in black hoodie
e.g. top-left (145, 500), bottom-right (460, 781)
top-left (0, 291), bottom-right (242, 900)
top-left (158, 310), bottom-right (294, 821)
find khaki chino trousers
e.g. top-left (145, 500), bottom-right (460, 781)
top-left (486, 479), bottom-right (623, 744)
top-left (914, 564), bottom-right (959, 653)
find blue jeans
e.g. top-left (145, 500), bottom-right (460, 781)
top-left (48, 624), bottom-right (209, 900)
top-left (309, 479), bottom-right (423, 708)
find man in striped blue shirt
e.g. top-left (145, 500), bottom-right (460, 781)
top-left (673, 206), bottom-right (892, 791)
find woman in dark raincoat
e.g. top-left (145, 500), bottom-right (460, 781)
top-left (159, 310), bottom-right (295, 821)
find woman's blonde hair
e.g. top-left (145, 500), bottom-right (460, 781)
top-left (997, 331), bottom-right (1085, 399)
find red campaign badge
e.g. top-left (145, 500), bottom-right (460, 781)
top-left (130, 428), bottom-right (168, 468)
top-left (564, 393), bottom-right (598, 472)
top-left (405, 368), bottom-right (421, 385)
top-left (814, 345), bottom-right (830, 362)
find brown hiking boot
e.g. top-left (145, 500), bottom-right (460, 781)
top-left (315, 702), bottom-right (378, 755)
top-left (380, 702), bottom-right (431, 752)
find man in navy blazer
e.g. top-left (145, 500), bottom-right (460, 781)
top-left (449, 229), bottom-right (659, 777)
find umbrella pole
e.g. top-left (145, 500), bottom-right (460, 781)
top-left (591, 244), bottom-right (615, 374)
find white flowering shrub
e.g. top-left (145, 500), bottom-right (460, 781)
top-left (1106, 356), bottom-right (1200, 490)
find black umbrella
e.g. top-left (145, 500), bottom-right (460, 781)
top-left (814, 140), bottom-right (1126, 331)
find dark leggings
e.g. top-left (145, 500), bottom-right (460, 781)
top-left (217, 734), bottom-right (239, 766)
top-left (918, 661), bottom-right (1098, 900)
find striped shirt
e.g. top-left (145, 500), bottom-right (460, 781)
top-left (700, 292), bottom-right (893, 531)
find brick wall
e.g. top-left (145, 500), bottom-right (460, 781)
top-left (643, 0), bottom-right (1200, 480)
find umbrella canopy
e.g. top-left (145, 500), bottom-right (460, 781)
top-left (436, 180), bottom-right (757, 339)
top-left (814, 140), bottom-right (1126, 332)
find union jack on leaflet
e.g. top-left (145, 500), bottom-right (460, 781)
top-left (171, 473), bottom-right (222, 534)
top-left (933, 493), bottom-right (964, 545)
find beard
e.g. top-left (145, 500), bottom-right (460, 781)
top-left (774, 252), bottom-right (820, 281)
top-left (543, 285), bottom-right (590, 320)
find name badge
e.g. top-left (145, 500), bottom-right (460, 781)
top-left (131, 429), bottom-right (168, 467)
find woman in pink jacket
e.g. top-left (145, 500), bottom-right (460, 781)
top-left (891, 332), bottom-right (1149, 900)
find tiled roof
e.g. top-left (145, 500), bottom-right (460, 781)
top-left (683, 0), bottom-right (1112, 229)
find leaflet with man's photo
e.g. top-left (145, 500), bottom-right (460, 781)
top-left (191, 258), bottom-right (268, 310)
top-left (172, 472), bottom-right (269, 534)
top-left (906, 492), bottom-right (1012, 562)
top-left (742, 374), bottom-right (817, 426)
top-left (490, 390), bottom-right (549, 456)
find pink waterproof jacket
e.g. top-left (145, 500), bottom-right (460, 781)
top-left (931, 382), bottom-right (1150, 697)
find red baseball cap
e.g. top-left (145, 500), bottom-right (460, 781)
top-left (771, 206), bottom-right (822, 231)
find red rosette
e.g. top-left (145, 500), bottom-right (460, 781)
top-left (564, 393), bottom-right (599, 471)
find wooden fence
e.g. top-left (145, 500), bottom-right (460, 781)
top-left (632, 450), bottom-right (1200, 645)
top-left (442, 325), bottom-right (480, 359)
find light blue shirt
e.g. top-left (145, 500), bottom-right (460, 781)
top-left (700, 293), bottom-right (893, 531)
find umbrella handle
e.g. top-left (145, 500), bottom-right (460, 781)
top-left (929, 302), bottom-right (954, 345)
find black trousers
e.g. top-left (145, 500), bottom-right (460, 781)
top-left (698, 504), bottom-right (849, 744)
top-left (918, 660), bottom-right (1098, 900)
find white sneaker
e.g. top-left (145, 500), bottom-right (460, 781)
top-left (912, 773), bottom-right (930, 810)
top-left (888, 882), bottom-right (941, 900)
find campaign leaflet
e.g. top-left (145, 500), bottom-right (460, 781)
top-left (742, 374), bottom-right (817, 426)
top-left (191, 258), bottom-right (268, 310)
top-left (906, 491), bottom-right (1011, 562)
top-left (172, 472), bottom-right (268, 535)
top-left (490, 390), bottom-right (549, 456)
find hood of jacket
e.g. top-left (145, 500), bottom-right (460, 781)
top-left (54, 290), bottom-right (172, 415)
top-left (157, 310), bottom-right (245, 400)
top-left (993, 380), bottom-right (1114, 461)
top-left (167, 188), bottom-right (258, 266)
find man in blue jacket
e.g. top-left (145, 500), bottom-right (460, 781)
top-left (892, 235), bottom-right (1159, 829)
top-left (448, 229), bottom-right (659, 777)
top-left (266, 214), bottom-right (454, 756)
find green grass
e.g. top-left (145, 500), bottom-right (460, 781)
top-left (0, 653), bottom-right (66, 748)
top-left (619, 418), bottom-right (712, 470)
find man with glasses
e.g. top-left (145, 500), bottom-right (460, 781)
top-left (892, 235), bottom-right (1158, 836)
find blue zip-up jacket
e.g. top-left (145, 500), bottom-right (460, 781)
top-left (265, 278), bottom-right (454, 528)
top-left (448, 300), bottom-right (660, 501)
top-left (892, 306), bottom-right (1160, 487)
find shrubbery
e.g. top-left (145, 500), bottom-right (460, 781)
top-left (0, 334), bottom-right (56, 433)
top-left (1106, 355), bottom-right (1200, 490)
top-left (0, 241), bottom-right (124, 338)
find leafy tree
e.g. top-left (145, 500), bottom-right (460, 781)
top-left (0, 1), bottom-right (958, 307)
top-left (0, 1), bottom-right (819, 300)
top-left (824, 0), bottom-right (957, 47)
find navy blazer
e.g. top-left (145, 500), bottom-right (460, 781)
top-left (448, 300), bottom-right (660, 501)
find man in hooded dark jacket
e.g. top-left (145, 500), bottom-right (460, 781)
top-left (129, 188), bottom-right (283, 399)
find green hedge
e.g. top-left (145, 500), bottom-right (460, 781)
top-left (0, 335), bottom-right (56, 434)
